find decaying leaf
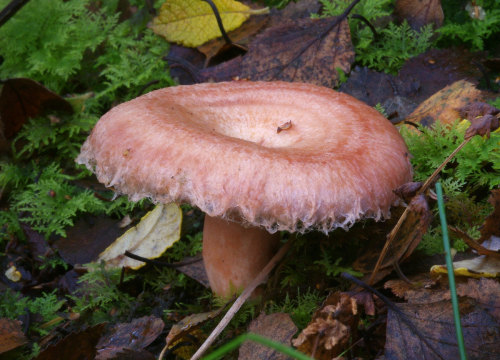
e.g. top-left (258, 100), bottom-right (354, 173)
top-left (152, 0), bottom-right (268, 47)
top-left (239, 313), bottom-right (297, 360)
top-left (404, 80), bottom-right (485, 127)
top-left (430, 253), bottom-right (500, 278)
top-left (385, 297), bottom-right (500, 359)
top-left (354, 195), bottom-right (432, 284)
top-left (165, 307), bottom-right (225, 348)
top-left (393, 181), bottom-right (423, 203)
top-left (95, 316), bottom-right (164, 360)
top-left (0, 318), bottom-right (27, 354)
top-left (35, 324), bottom-right (106, 360)
top-left (292, 292), bottom-right (358, 359)
top-left (480, 189), bottom-right (500, 242)
top-left (97, 203), bottom-right (182, 269)
top-left (394, 0), bottom-right (444, 30)
top-left (0, 78), bottom-right (73, 139)
top-left (241, 16), bottom-right (354, 88)
top-left (459, 101), bottom-right (500, 120)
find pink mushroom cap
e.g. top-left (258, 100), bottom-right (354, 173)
top-left (76, 81), bottom-right (413, 234)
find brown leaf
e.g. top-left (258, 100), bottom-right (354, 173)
top-left (165, 307), bottom-right (225, 347)
top-left (394, 0), bottom-right (444, 30)
top-left (0, 78), bottom-right (73, 139)
top-left (197, 14), bottom-right (269, 67)
top-left (457, 278), bottom-right (500, 319)
top-left (354, 196), bottom-right (432, 283)
top-left (459, 101), bottom-right (500, 120)
top-left (393, 181), bottom-right (423, 203)
top-left (480, 189), bottom-right (500, 242)
top-left (35, 323), bottom-right (106, 360)
top-left (384, 274), bottom-right (449, 304)
top-left (175, 255), bottom-right (210, 288)
top-left (0, 318), bottom-right (27, 354)
top-left (465, 114), bottom-right (499, 139)
top-left (53, 216), bottom-right (124, 266)
top-left (405, 80), bottom-right (485, 127)
top-left (95, 316), bottom-right (164, 360)
top-left (241, 16), bottom-right (354, 88)
top-left (239, 313), bottom-right (298, 360)
top-left (292, 292), bottom-right (358, 359)
top-left (385, 297), bottom-right (500, 359)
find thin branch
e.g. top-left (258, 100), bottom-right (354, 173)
top-left (124, 251), bottom-right (202, 268)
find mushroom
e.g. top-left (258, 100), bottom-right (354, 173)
top-left (76, 81), bottom-right (412, 297)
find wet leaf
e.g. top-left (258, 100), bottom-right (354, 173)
top-left (292, 292), bottom-right (358, 359)
top-left (165, 307), bottom-right (224, 347)
top-left (394, 0), bottom-right (444, 30)
top-left (480, 189), bottom-right (500, 242)
top-left (98, 203), bottom-right (182, 269)
top-left (239, 313), bottom-right (297, 360)
top-left (152, 0), bottom-right (267, 47)
top-left (0, 78), bottom-right (73, 139)
top-left (405, 80), bottom-right (485, 127)
top-left (385, 297), bottom-right (500, 359)
top-left (241, 16), bottom-right (354, 88)
top-left (54, 216), bottom-right (123, 266)
top-left (35, 323), bottom-right (106, 360)
top-left (0, 318), bottom-right (27, 354)
top-left (95, 316), bottom-right (164, 360)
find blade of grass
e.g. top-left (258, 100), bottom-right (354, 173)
top-left (435, 181), bottom-right (467, 360)
top-left (202, 332), bottom-right (313, 360)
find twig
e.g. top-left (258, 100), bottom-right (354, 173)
top-left (0, 0), bottom-right (29, 28)
top-left (124, 250), bottom-right (202, 268)
top-left (189, 239), bottom-right (293, 360)
top-left (202, 0), bottom-right (233, 45)
top-left (368, 136), bottom-right (473, 285)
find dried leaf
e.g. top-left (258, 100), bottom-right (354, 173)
top-left (0, 78), bottom-right (73, 139)
top-left (405, 80), bottom-right (485, 127)
top-left (393, 181), bottom-right (423, 203)
top-left (480, 189), bottom-right (500, 242)
top-left (0, 318), bottom-right (27, 354)
top-left (292, 292), bottom-right (358, 359)
top-left (35, 324), bottom-right (106, 360)
top-left (98, 203), bottom-right (182, 269)
top-left (394, 0), bottom-right (444, 30)
top-left (239, 313), bottom-right (297, 360)
top-left (95, 316), bottom-right (164, 360)
top-left (241, 16), bottom-right (354, 88)
top-left (385, 297), bottom-right (500, 359)
top-left (165, 307), bottom-right (225, 347)
top-left (459, 101), bottom-right (500, 120)
top-left (430, 255), bottom-right (500, 278)
top-left (465, 114), bottom-right (499, 139)
top-left (54, 216), bottom-right (123, 266)
top-left (152, 0), bottom-right (267, 47)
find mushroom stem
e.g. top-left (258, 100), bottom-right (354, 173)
top-left (202, 215), bottom-right (281, 298)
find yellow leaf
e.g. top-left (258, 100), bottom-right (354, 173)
top-left (152, 0), bottom-right (268, 47)
top-left (430, 255), bottom-right (500, 278)
top-left (97, 203), bottom-right (182, 269)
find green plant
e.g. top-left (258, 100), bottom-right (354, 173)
top-left (438, 0), bottom-right (500, 50)
top-left (69, 262), bottom-right (136, 324)
top-left (401, 121), bottom-right (500, 189)
top-left (268, 289), bottom-right (323, 330)
top-left (317, 0), bottom-right (433, 74)
top-left (0, 289), bottom-right (65, 336)
top-left (314, 253), bottom-right (364, 278)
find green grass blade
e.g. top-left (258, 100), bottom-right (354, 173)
top-left (202, 332), bottom-right (313, 360)
top-left (435, 181), bottom-right (467, 360)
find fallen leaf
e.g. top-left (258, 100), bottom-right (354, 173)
top-left (385, 297), bottom-right (500, 359)
top-left (175, 255), bottom-right (210, 288)
top-left (456, 278), bottom-right (500, 319)
top-left (35, 323), bottom-right (106, 360)
top-left (393, 181), bottom-right (423, 203)
top-left (0, 318), bottom-right (27, 354)
top-left (152, 0), bottom-right (268, 47)
top-left (394, 0), bottom-right (444, 30)
top-left (405, 80), bottom-right (485, 127)
top-left (465, 114), bottom-right (500, 139)
top-left (95, 316), bottom-right (164, 360)
top-left (430, 254), bottom-right (500, 278)
top-left (239, 313), bottom-right (298, 360)
top-left (241, 16), bottom-right (354, 88)
top-left (197, 14), bottom-right (268, 66)
top-left (459, 101), bottom-right (500, 120)
top-left (480, 189), bottom-right (500, 242)
top-left (98, 203), bottom-right (182, 269)
top-left (54, 216), bottom-right (124, 266)
top-left (165, 307), bottom-right (225, 348)
top-left (293, 292), bottom-right (358, 359)
top-left (0, 78), bottom-right (73, 139)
